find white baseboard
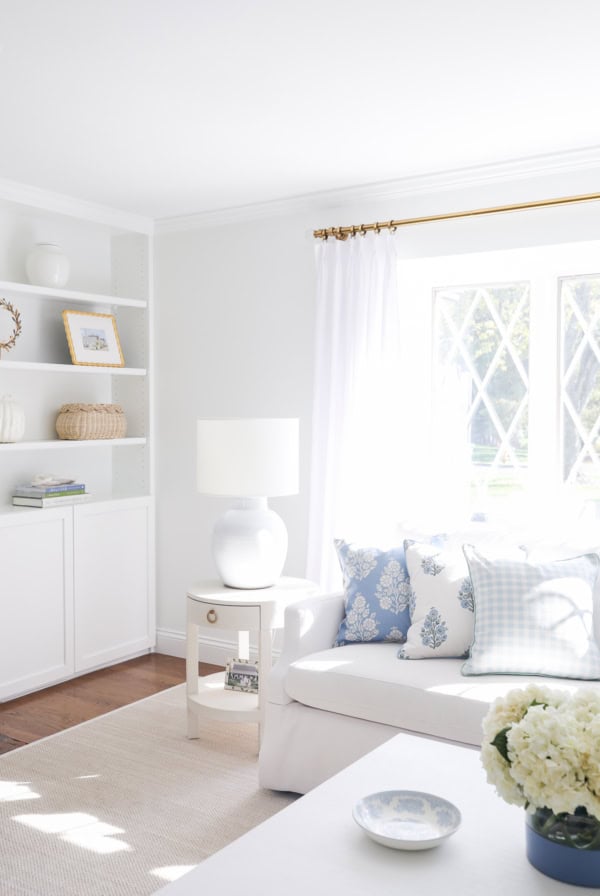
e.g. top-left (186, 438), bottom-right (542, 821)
top-left (155, 627), bottom-right (282, 666)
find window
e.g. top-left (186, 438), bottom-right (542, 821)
top-left (397, 240), bottom-right (600, 526)
top-left (561, 274), bottom-right (600, 492)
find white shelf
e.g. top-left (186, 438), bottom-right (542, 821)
top-left (0, 437), bottom-right (146, 451)
top-left (0, 494), bottom-right (151, 514)
top-left (188, 672), bottom-right (260, 722)
top-left (0, 360), bottom-right (146, 375)
top-left (0, 279), bottom-right (147, 309)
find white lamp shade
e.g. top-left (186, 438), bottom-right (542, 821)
top-left (197, 418), bottom-right (299, 497)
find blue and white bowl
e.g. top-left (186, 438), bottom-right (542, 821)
top-left (353, 790), bottom-right (461, 850)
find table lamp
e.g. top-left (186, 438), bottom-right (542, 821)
top-left (197, 418), bottom-right (299, 589)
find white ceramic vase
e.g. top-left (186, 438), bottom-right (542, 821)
top-left (0, 394), bottom-right (25, 442)
top-left (26, 243), bottom-right (70, 288)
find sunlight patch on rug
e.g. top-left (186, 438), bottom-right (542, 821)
top-left (14, 812), bottom-right (131, 853)
top-left (0, 780), bottom-right (40, 802)
top-left (150, 865), bottom-right (197, 883)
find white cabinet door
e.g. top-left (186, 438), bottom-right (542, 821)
top-left (0, 509), bottom-right (74, 700)
top-left (73, 497), bottom-right (155, 672)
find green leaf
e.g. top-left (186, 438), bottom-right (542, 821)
top-left (491, 726), bottom-right (511, 762)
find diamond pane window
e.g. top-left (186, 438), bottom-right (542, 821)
top-left (561, 276), bottom-right (600, 495)
top-left (399, 240), bottom-right (600, 526)
top-left (433, 282), bottom-right (530, 503)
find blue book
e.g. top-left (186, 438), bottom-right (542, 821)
top-left (14, 482), bottom-right (86, 497)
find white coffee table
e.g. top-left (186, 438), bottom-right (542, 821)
top-left (157, 732), bottom-right (582, 894)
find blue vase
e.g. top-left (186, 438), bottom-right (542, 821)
top-left (526, 807), bottom-right (600, 888)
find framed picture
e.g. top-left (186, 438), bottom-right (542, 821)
top-left (62, 309), bottom-right (125, 367)
top-left (224, 658), bottom-right (259, 694)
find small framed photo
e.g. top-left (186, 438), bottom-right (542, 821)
top-left (62, 309), bottom-right (125, 367)
top-left (224, 658), bottom-right (259, 694)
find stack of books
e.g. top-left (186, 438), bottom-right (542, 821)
top-left (12, 481), bottom-right (90, 507)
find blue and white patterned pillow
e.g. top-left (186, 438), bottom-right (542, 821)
top-left (398, 541), bottom-right (475, 659)
top-left (333, 539), bottom-right (411, 645)
top-left (462, 546), bottom-right (600, 679)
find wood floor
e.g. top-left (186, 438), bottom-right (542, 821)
top-left (0, 653), bottom-right (221, 755)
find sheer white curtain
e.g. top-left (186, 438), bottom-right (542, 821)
top-left (306, 230), bottom-right (403, 590)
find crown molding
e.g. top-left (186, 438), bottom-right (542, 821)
top-left (156, 193), bottom-right (320, 233)
top-left (156, 145), bottom-right (600, 234)
top-left (0, 177), bottom-right (154, 234)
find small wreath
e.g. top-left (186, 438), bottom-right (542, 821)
top-left (0, 298), bottom-right (22, 357)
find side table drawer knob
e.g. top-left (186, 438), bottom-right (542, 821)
top-left (206, 608), bottom-right (218, 624)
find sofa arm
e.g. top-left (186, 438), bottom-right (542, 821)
top-left (267, 592), bottom-right (345, 705)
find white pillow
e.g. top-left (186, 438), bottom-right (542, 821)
top-left (398, 541), bottom-right (475, 659)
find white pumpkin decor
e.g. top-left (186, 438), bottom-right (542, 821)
top-left (0, 395), bottom-right (25, 443)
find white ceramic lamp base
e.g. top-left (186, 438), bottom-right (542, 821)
top-left (212, 497), bottom-right (288, 589)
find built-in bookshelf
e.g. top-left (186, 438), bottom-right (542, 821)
top-left (0, 184), bottom-right (156, 700)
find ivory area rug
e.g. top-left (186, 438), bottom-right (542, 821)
top-left (0, 684), bottom-right (295, 895)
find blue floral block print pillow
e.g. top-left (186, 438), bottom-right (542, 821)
top-left (398, 541), bottom-right (475, 660)
top-left (333, 539), bottom-right (411, 645)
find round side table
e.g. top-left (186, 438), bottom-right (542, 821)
top-left (186, 576), bottom-right (318, 745)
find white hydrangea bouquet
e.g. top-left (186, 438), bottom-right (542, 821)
top-left (481, 685), bottom-right (600, 854)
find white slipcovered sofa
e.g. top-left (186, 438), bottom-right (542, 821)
top-left (258, 590), bottom-right (600, 795)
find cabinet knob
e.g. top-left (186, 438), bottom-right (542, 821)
top-left (206, 608), bottom-right (218, 624)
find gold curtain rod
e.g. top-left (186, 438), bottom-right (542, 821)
top-left (313, 191), bottom-right (600, 241)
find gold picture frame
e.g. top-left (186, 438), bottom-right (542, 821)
top-left (62, 309), bottom-right (125, 367)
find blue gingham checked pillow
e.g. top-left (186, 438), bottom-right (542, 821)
top-left (333, 539), bottom-right (411, 645)
top-left (462, 546), bottom-right (600, 680)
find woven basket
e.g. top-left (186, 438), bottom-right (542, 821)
top-left (56, 403), bottom-right (127, 440)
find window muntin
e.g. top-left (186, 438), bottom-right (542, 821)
top-left (434, 281), bottom-right (530, 507)
top-left (398, 241), bottom-right (600, 523)
top-left (560, 275), bottom-right (600, 496)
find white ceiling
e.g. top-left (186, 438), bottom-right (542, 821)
top-left (1, 0), bottom-right (600, 221)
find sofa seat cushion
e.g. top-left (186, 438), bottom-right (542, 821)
top-left (284, 643), bottom-right (600, 746)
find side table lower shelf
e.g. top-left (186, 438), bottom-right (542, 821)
top-left (187, 672), bottom-right (260, 726)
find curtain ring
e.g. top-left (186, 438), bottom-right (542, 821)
top-left (374, 222), bottom-right (380, 234)
top-left (359, 224), bottom-right (366, 237)
top-left (350, 225), bottom-right (356, 238)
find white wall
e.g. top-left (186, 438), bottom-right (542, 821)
top-left (154, 214), bottom-right (317, 655)
top-left (154, 160), bottom-right (600, 657)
